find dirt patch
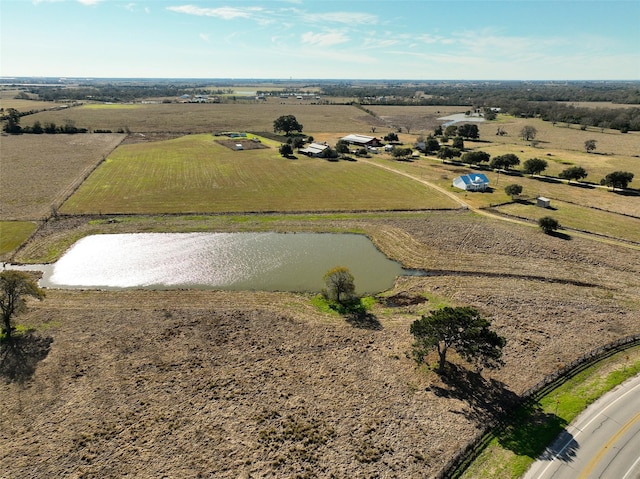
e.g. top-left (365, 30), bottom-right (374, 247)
top-left (215, 138), bottom-right (270, 150)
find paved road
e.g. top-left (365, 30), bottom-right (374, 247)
top-left (523, 373), bottom-right (640, 479)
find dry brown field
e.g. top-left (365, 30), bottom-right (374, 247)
top-left (367, 105), bottom-right (465, 134)
top-left (0, 134), bottom-right (125, 221)
top-left (553, 101), bottom-right (638, 109)
top-left (2, 211), bottom-right (640, 478)
top-left (0, 88), bottom-right (66, 112)
top-left (476, 114), bottom-right (640, 159)
top-left (22, 103), bottom-right (378, 135)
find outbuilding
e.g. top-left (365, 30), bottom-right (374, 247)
top-left (452, 173), bottom-right (490, 191)
top-left (341, 134), bottom-right (383, 147)
top-left (537, 196), bottom-right (551, 208)
top-left (299, 142), bottom-right (330, 157)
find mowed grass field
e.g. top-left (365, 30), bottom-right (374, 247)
top-left (61, 133), bottom-right (459, 215)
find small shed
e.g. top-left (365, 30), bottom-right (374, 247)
top-left (537, 196), bottom-right (551, 208)
top-left (235, 143), bottom-right (244, 150)
top-left (452, 173), bottom-right (490, 191)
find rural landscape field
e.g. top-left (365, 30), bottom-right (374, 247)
top-left (1, 79), bottom-right (640, 478)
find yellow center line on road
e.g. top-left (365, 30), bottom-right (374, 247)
top-left (577, 411), bottom-right (640, 479)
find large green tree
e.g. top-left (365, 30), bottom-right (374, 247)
top-left (0, 271), bottom-right (45, 341)
top-left (490, 153), bottom-right (520, 170)
top-left (457, 123), bottom-right (479, 139)
top-left (538, 216), bottom-right (560, 235)
top-left (437, 146), bottom-right (460, 161)
top-left (273, 114), bottom-right (303, 135)
top-left (391, 147), bottom-right (413, 160)
top-left (559, 166), bottom-right (588, 183)
top-left (461, 150), bottom-right (490, 165)
top-left (423, 137), bottom-right (440, 153)
top-left (2, 108), bottom-right (22, 134)
top-left (278, 143), bottom-right (293, 157)
top-left (522, 157), bottom-right (548, 176)
top-left (410, 306), bottom-right (506, 374)
top-left (601, 171), bottom-right (634, 190)
top-left (504, 183), bottom-right (523, 199)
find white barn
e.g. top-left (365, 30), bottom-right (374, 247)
top-left (299, 142), bottom-right (330, 157)
top-left (453, 173), bottom-right (490, 191)
top-left (340, 134), bottom-right (382, 147)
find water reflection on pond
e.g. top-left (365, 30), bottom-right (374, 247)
top-left (39, 232), bottom-right (407, 293)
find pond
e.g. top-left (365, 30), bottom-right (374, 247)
top-left (26, 232), bottom-right (411, 293)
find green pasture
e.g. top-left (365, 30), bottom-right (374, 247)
top-left (60, 134), bottom-right (459, 215)
top-left (494, 200), bottom-right (640, 243)
top-left (0, 221), bottom-right (37, 257)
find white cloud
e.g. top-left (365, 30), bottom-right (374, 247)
top-left (167, 5), bottom-right (262, 20)
top-left (199, 33), bottom-right (210, 42)
top-left (77, 0), bottom-right (101, 5)
top-left (301, 31), bottom-right (349, 47)
top-left (310, 11), bottom-right (378, 25)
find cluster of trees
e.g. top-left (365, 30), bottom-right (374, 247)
top-left (537, 103), bottom-right (640, 133)
top-left (26, 84), bottom-right (204, 103)
top-left (2, 108), bottom-right (87, 135)
top-left (320, 81), bottom-right (640, 107)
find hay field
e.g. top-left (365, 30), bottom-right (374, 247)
top-left (60, 134), bottom-right (459, 215)
top-left (22, 103), bottom-right (376, 135)
top-left (0, 134), bottom-right (125, 220)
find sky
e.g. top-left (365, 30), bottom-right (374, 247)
top-left (1, 0), bottom-right (639, 80)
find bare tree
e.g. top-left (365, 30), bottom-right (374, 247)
top-left (520, 125), bottom-right (537, 141)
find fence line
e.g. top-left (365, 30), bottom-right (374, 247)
top-left (437, 333), bottom-right (640, 479)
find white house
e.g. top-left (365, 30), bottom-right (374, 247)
top-left (452, 173), bottom-right (490, 191)
top-left (299, 142), bottom-right (330, 157)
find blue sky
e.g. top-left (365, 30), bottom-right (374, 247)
top-left (1, 0), bottom-right (639, 80)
